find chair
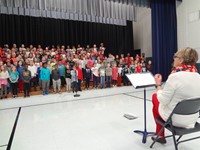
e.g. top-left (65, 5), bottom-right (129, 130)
top-left (150, 98), bottom-right (200, 150)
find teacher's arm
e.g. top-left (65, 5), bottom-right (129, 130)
top-left (155, 74), bottom-right (176, 105)
top-left (154, 74), bottom-right (162, 90)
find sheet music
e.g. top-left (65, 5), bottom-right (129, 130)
top-left (126, 73), bottom-right (155, 89)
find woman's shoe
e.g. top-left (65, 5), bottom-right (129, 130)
top-left (151, 136), bottom-right (166, 144)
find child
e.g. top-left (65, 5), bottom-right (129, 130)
top-left (146, 60), bottom-right (152, 72)
top-left (142, 63), bottom-right (146, 72)
top-left (122, 64), bottom-right (130, 86)
top-left (47, 60), bottom-right (53, 90)
top-left (28, 60), bottom-right (37, 91)
top-left (105, 63), bottom-right (112, 88)
top-left (65, 64), bottom-right (71, 92)
top-left (84, 64), bottom-right (91, 90)
top-left (91, 63), bottom-right (99, 89)
top-left (21, 64), bottom-right (32, 97)
top-left (9, 66), bottom-right (19, 98)
top-left (129, 61), bottom-right (135, 73)
top-left (99, 62), bottom-right (106, 88)
top-left (51, 64), bottom-right (61, 94)
top-left (17, 60), bottom-right (24, 93)
top-left (37, 62), bottom-right (43, 90)
top-left (71, 65), bottom-right (78, 93)
top-left (58, 60), bottom-right (66, 88)
top-left (0, 65), bottom-right (9, 99)
top-left (112, 63), bottom-right (118, 87)
top-left (76, 64), bottom-right (83, 91)
top-left (135, 63), bottom-right (142, 73)
top-left (40, 62), bottom-right (51, 95)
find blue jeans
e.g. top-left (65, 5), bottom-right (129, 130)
top-left (106, 76), bottom-right (111, 88)
top-left (78, 79), bottom-right (82, 91)
top-left (100, 76), bottom-right (105, 88)
top-left (93, 75), bottom-right (99, 88)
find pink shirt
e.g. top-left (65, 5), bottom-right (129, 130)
top-left (0, 71), bottom-right (9, 88)
top-left (0, 79), bottom-right (8, 87)
top-left (87, 59), bottom-right (94, 68)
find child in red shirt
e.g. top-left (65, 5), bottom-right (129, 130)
top-left (112, 63), bottom-right (118, 87)
top-left (135, 63), bottom-right (142, 73)
top-left (125, 53), bottom-right (131, 67)
top-left (76, 65), bottom-right (83, 91)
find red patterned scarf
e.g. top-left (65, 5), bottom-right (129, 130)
top-left (171, 64), bottom-right (198, 74)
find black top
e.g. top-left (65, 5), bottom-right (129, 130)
top-left (51, 69), bottom-right (60, 80)
top-left (65, 68), bottom-right (71, 79)
top-left (21, 70), bottom-right (31, 83)
top-left (84, 68), bottom-right (92, 79)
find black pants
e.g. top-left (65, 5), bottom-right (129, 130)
top-left (85, 78), bottom-right (90, 89)
top-left (11, 82), bottom-right (18, 95)
top-left (123, 75), bottom-right (128, 86)
top-left (71, 81), bottom-right (78, 93)
top-left (106, 76), bottom-right (111, 88)
top-left (77, 79), bottom-right (82, 91)
top-left (30, 77), bottom-right (37, 91)
top-left (112, 80), bottom-right (117, 86)
top-left (60, 76), bottom-right (66, 87)
top-left (23, 83), bottom-right (30, 96)
top-left (82, 68), bottom-right (85, 79)
top-left (49, 75), bottom-right (53, 89)
top-left (93, 75), bottom-right (99, 88)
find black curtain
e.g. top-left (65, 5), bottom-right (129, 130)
top-left (151, 0), bottom-right (177, 81)
top-left (0, 14), bottom-right (133, 56)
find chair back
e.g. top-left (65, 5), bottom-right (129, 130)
top-left (173, 98), bottom-right (200, 115)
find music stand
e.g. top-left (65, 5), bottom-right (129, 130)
top-left (126, 72), bottom-right (156, 143)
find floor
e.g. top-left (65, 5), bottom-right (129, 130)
top-left (0, 86), bottom-right (199, 150)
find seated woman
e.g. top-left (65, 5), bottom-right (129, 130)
top-left (152, 47), bottom-right (200, 143)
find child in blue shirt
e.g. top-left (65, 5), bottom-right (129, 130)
top-left (40, 62), bottom-right (51, 95)
top-left (9, 66), bottom-right (19, 98)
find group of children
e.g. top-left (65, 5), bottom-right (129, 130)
top-left (0, 43), bottom-right (152, 99)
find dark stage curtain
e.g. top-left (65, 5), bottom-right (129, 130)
top-left (151, 0), bottom-right (177, 81)
top-left (0, 14), bottom-right (133, 56)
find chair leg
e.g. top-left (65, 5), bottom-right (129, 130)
top-left (176, 135), bottom-right (182, 142)
top-left (150, 136), bottom-right (157, 148)
top-left (171, 126), bottom-right (178, 150)
top-left (150, 126), bottom-right (165, 148)
top-left (172, 134), bottom-right (178, 150)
